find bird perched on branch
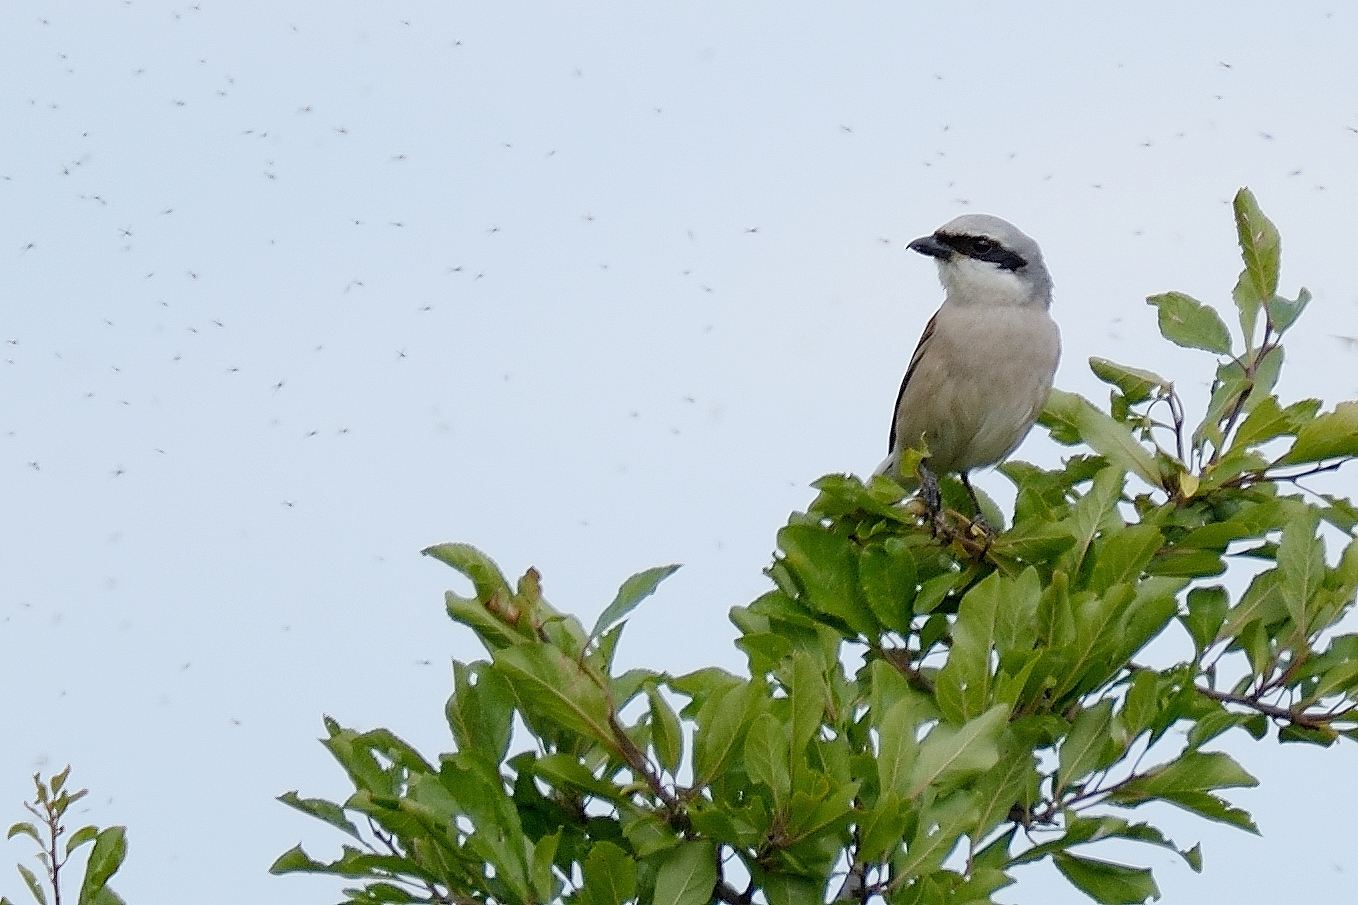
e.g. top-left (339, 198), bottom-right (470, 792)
top-left (875, 214), bottom-right (1061, 531)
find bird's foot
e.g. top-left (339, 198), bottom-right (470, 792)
top-left (917, 464), bottom-right (945, 536)
top-left (958, 471), bottom-right (997, 554)
top-left (966, 512), bottom-right (998, 555)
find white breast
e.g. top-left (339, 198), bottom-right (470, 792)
top-left (888, 300), bottom-right (1060, 476)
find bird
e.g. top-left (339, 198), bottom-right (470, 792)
top-left (874, 213), bottom-right (1061, 533)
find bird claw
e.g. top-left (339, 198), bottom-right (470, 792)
top-left (968, 512), bottom-right (996, 539)
top-left (917, 464), bottom-right (944, 535)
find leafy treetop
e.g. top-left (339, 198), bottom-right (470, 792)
top-left (272, 189), bottom-right (1358, 905)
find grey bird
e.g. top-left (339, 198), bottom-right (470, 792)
top-left (874, 213), bottom-right (1061, 528)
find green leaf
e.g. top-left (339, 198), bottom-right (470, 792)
top-left (859, 792), bottom-right (911, 863)
top-left (989, 518), bottom-right (1077, 565)
top-left (16, 864), bottom-right (46, 905)
top-left (1014, 814), bottom-right (1199, 872)
top-left (581, 842), bottom-right (637, 905)
top-left (894, 791), bottom-right (975, 880)
top-left (1058, 700), bottom-right (1115, 792)
top-left (77, 827), bottom-right (127, 905)
top-left (788, 651), bottom-right (827, 755)
top-left (1147, 291), bottom-right (1233, 355)
top-left (877, 698), bottom-right (924, 798)
top-left (652, 841), bottom-right (716, 905)
top-left (1089, 525), bottom-right (1163, 595)
top-left (448, 661), bottom-right (515, 765)
top-left (7, 822), bottom-right (41, 846)
top-left (1187, 709), bottom-right (1263, 749)
top-left (647, 684), bottom-right (684, 775)
top-left (693, 679), bottom-right (763, 784)
top-left (783, 784), bottom-right (856, 853)
top-left (1219, 568), bottom-right (1287, 640)
top-left (277, 791), bottom-right (360, 839)
top-left (1228, 395), bottom-right (1295, 450)
top-left (1266, 286), bottom-right (1311, 335)
top-left (424, 542), bottom-right (514, 603)
top-left (1117, 670), bottom-right (1159, 742)
top-left (994, 568), bottom-right (1041, 656)
top-left (1109, 579), bottom-right (1184, 671)
top-left (1231, 270), bottom-right (1264, 352)
top-left (935, 570), bottom-right (1039, 720)
top-left (1319, 493), bottom-right (1358, 533)
top-left (764, 873), bottom-right (823, 905)
top-left (1192, 359), bottom-right (1253, 456)
top-left (1278, 724), bottom-right (1339, 745)
top-left (1277, 401), bottom-right (1358, 465)
top-left (66, 825), bottom-right (99, 856)
top-left (1182, 586), bottom-right (1229, 653)
top-left (969, 751), bottom-right (1040, 841)
top-left (1049, 587), bottom-right (1132, 702)
top-left (268, 844), bottom-right (326, 874)
top-left (532, 753), bottom-right (627, 803)
top-left (1149, 789), bottom-right (1259, 834)
top-left (859, 539), bottom-right (918, 635)
top-left (1110, 752), bottom-right (1259, 833)
top-left (1178, 498), bottom-right (1288, 551)
top-left (620, 804), bottom-right (679, 858)
top-left (1089, 358), bottom-right (1171, 405)
top-left (530, 831), bottom-right (561, 904)
top-left (82, 888), bottom-right (126, 905)
top-left (493, 644), bottom-right (618, 751)
top-left (1127, 749), bottom-right (1257, 794)
top-left (736, 631), bottom-right (793, 675)
top-left (1234, 187), bottom-right (1281, 319)
top-left (1277, 506), bottom-right (1324, 638)
top-left (777, 524), bottom-right (878, 638)
top-left (1039, 391), bottom-right (1161, 488)
top-left (444, 589), bottom-right (531, 653)
top-left (935, 571), bottom-right (1004, 723)
top-left (591, 565), bottom-right (681, 640)
top-left (745, 713), bottom-right (791, 808)
top-left (908, 705), bottom-right (1009, 797)
top-left (1052, 852), bottom-right (1159, 905)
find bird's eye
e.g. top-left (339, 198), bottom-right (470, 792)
top-left (972, 238), bottom-right (994, 252)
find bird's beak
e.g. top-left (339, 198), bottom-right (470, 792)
top-left (907, 234), bottom-right (951, 259)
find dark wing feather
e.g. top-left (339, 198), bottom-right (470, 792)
top-left (887, 310), bottom-right (939, 453)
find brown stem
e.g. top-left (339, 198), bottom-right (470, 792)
top-left (1167, 389), bottom-right (1187, 467)
top-left (833, 820), bottom-right (869, 903)
top-left (715, 874), bottom-right (754, 905)
top-left (1219, 458), bottom-right (1349, 490)
top-left (877, 645), bottom-right (936, 695)
top-left (573, 645), bottom-right (684, 817)
top-left (1195, 684), bottom-right (1332, 729)
top-left (1213, 337), bottom-right (1280, 467)
top-left (48, 804), bottom-right (62, 905)
top-left (833, 862), bottom-right (868, 903)
top-left (608, 712), bottom-right (682, 814)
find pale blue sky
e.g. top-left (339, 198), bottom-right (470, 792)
top-left (3, 2), bottom-right (1357, 902)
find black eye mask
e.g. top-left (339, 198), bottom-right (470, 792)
top-left (936, 232), bottom-right (1028, 272)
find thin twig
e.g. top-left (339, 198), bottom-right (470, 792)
top-left (607, 712), bottom-right (682, 813)
top-left (1195, 684), bottom-right (1332, 729)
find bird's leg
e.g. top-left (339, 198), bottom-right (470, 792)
top-left (916, 461), bottom-right (945, 536)
top-left (960, 472), bottom-right (996, 542)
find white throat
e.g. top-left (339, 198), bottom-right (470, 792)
top-left (939, 257), bottom-right (1043, 309)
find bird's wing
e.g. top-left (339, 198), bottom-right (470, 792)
top-left (887, 309), bottom-right (939, 453)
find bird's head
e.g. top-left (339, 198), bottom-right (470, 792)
top-left (908, 214), bottom-right (1053, 309)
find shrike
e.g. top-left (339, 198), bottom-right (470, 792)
top-left (874, 214), bottom-right (1061, 527)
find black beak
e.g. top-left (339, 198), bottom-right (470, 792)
top-left (907, 234), bottom-right (952, 259)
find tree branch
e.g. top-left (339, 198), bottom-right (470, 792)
top-left (715, 877), bottom-right (753, 905)
top-left (1195, 684), bottom-right (1333, 729)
